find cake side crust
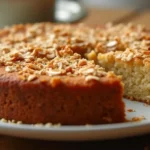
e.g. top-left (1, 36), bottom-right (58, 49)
top-left (0, 67), bottom-right (125, 124)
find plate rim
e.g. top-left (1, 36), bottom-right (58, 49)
top-left (0, 120), bottom-right (149, 131)
top-left (0, 120), bottom-right (149, 141)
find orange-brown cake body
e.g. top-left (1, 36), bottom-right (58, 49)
top-left (0, 23), bottom-right (125, 125)
top-left (0, 67), bottom-right (124, 125)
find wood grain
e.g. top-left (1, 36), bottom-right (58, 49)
top-left (82, 8), bottom-right (133, 25)
top-left (82, 8), bottom-right (150, 27)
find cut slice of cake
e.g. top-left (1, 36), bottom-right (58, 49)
top-left (90, 23), bottom-right (150, 104)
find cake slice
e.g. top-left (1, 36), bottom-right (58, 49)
top-left (89, 23), bottom-right (150, 104)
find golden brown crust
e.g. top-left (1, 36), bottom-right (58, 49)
top-left (1, 22), bottom-right (150, 72)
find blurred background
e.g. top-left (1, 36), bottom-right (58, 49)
top-left (84, 0), bottom-right (150, 8)
top-left (0, 0), bottom-right (150, 28)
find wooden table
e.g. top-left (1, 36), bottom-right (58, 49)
top-left (82, 8), bottom-right (150, 27)
top-left (0, 134), bottom-right (149, 150)
top-left (0, 8), bottom-right (150, 150)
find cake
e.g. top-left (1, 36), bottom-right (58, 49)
top-left (0, 23), bottom-right (125, 125)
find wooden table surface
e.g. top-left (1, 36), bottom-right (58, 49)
top-left (82, 8), bottom-right (150, 27)
top-left (0, 8), bottom-right (150, 150)
top-left (0, 134), bottom-right (149, 150)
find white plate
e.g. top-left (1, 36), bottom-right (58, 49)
top-left (0, 98), bottom-right (149, 141)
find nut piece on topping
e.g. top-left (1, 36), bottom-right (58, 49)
top-left (85, 75), bottom-right (100, 81)
top-left (5, 66), bottom-right (16, 73)
top-left (107, 40), bottom-right (117, 48)
top-left (27, 74), bottom-right (37, 81)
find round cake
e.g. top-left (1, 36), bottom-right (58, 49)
top-left (0, 23), bottom-right (125, 125)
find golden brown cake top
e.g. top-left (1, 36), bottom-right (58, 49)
top-left (0, 23), bottom-right (95, 55)
top-left (1, 22), bottom-right (150, 63)
top-left (0, 22), bottom-right (109, 81)
top-left (1, 46), bottom-right (108, 81)
top-left (94, 23), bottom-right (150, 64)
top-left (0, 22), bottom-right (149, 80)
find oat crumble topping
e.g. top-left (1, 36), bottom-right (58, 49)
top-left (0, 23), bottom-right (107, 81)
top-left (0, 22), bottom-right (108, 81)
top-left (0, 22), bottom-right (150, 80)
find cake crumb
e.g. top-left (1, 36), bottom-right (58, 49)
top-left (45, 123), bottom-right (52, 127)
top-left (132, 116), bottom-right (146, 122)
top-left (0, 118), bottom-right (8, 123)
top-left (127, 109), bottom-right (136, 112)
top-left (85, 124), bottom-right (92, 127)
top-left (32, 122), bottom-right (62, 128)
top-left (17, 121), bottom-right (22, 124)
top-left (34, 123), bottom-right (44, 127)
top-left (53, 123), bottom-right (61, 128)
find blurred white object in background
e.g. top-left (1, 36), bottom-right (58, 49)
top-left (55, 0), bottom-right (87, 23)
top-left (83, 0), bottom-right (150, 8)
